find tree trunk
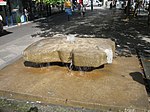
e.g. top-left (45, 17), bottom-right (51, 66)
top-left (40, 2), bottom-right (42, 17)
top-left (61, 3), bottom-right (64, 12)
top-left (7, 0), bottom-right (13, 25)
top-left (91, 0), bottom-right (93, 11)
top-left (4, 6), bottom-right (8, 26)
top-left (46, 4), bottom-right (49, 17)
top-left (29, 0), bottom-right (33, 20)
top-left (49, 4), bottom-right (51, 16)
top-left (148, 2), bottom-right (150, 25)
top-left (126, 0), bottom-right (131, 18)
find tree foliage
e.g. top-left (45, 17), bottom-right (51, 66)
top-left (35, 0), bottom-right (65, 4)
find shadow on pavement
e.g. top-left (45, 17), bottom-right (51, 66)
top-left (0, 30), bottom-right (12, 37)
top-left (130, 72), bottom-right (145, 85)
top-left (31, 9), bottom-right (150, 56)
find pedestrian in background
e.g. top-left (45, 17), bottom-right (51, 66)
top-left (24, 9), bottom-right (29, 22)
top-left (105, 1), bottom-right (108, 8)
top-left (110, 2), bottom-right (113, 9)
top-left (0, 15), bottom-right (3, 33)
top-left (81, 4), bottom-right (86, 17)
top-left (78, 3), bottom-right (81, 11)
top-left (64, 0), bottom-right (72, 21)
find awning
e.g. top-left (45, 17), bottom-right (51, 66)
top-left (0, 0), bottom-right (6, 5)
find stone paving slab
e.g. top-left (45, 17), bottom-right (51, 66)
top-left (0, 56), bottom-right (149, 111)
top-left (0, 36), bottom-right (42, 70)
top-left (139, 52), bottom-right (150, 90)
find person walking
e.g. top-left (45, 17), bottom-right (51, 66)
top-left (105, 1), bottom-right (108, 8)
top-left (24, 9), bottom-right (29, 22)
top-left (110, 2), bottom-right (113, 9)
top-left (81, 4), bottom-right (86, 17)
top-left (64, 0), bottom-right (72, 21)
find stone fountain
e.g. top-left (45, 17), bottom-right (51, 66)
top-left (23, 34), bottom-right (115, 68)
top-left (0, 34), bottom-right (148, 111)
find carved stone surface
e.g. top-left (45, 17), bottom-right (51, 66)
top-left (23, 36), bottom-right (115, 67)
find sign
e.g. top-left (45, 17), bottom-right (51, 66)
top-left (0, 0), bottom-right (6, 5)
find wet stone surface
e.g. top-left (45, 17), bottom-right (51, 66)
top-left (0, 56), bottom-right (149, 111)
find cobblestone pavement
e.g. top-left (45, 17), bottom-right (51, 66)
top-left (0, 98), bottom-right (100, 112)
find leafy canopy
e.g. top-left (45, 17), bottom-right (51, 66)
top-left (35, 0), bottom-right (65, 4)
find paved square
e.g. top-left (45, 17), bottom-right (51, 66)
top-left (0, 56), bottom-right (149, 111)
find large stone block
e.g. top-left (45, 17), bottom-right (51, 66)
top-left (23, 36), bottom-right (115, 67)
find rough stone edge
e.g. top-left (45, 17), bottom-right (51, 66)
top-left (0, 90), bottom-right (148, 112)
